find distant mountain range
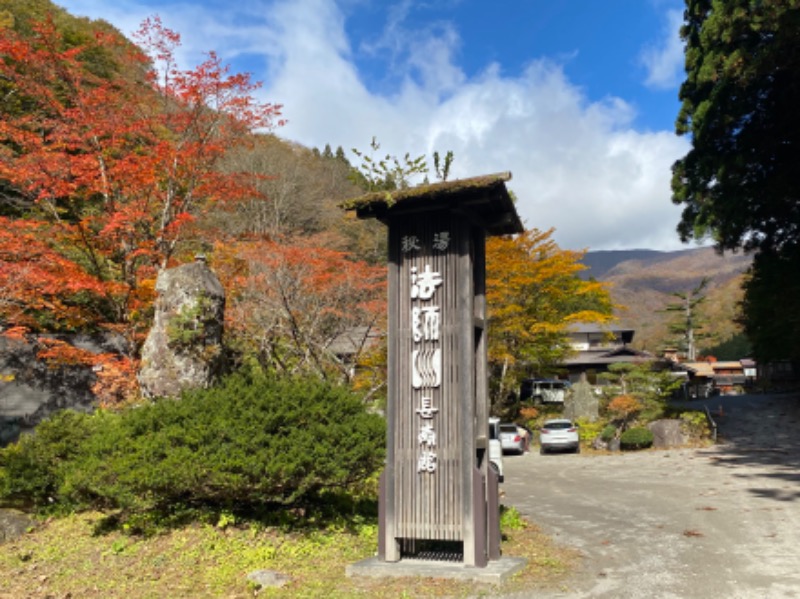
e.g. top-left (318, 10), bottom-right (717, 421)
top-left (580, 249), bottom-right (696, 281)
top-left (581, 247), bottom-right (753, 353)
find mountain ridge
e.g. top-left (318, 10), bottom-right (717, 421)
top-left (579, 249), bottom-right (689, 280)
top-left (582, 246), bottom-right (752, 353)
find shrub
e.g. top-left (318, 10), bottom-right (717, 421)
top-left (619, 427), bottom-right (654, 450)
top-left (0, 409), bottom-right (100, 509)
top-left (600, 424), bottom-right (617, 443)
top-left (499, 505), bottom-right (526, 532)
top-left (575, 419), bottom-right (604, 442)
top-left (519, 406), bottom-right (539, 422)
top-left (679, 410), bottom-right (710, 439)
top-left (1, 371), bottom-right (386, 524)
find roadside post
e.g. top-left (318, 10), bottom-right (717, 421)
top-left (342, 173), bottom-right (523, 572)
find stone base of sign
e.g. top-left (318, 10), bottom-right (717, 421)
top-left (346, 556), bottom-right (527, 584)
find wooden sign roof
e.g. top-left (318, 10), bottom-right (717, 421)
top-left (339, 171), bottom-right (524, 236)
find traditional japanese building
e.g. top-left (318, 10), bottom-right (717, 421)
top-left (561, 322), bottom-right (659, 383)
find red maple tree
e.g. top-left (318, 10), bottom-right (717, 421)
top-left (0, 15), bottom-right (286, 404)
top-left (0, 217), bottom-right (111, 330)
top-left (0, 16), bottom-right (284, 339)
top-left (216, 235), bottom-right (387, 385)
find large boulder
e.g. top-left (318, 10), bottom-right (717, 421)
top-left (564, 378), bottom-right (599, 422)
top-left (138, 257), bottom-right (226, 399)
top-left (648, 419), bottom-right (688, 449)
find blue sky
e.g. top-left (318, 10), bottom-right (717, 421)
top-left (344, 1), bottom-right (683, 130)
top-left (55, 0), bottom-right (695, 252)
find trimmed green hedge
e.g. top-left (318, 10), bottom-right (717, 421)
top-left (619, 427), bottom-right (654, 450)
top-left (1, 371), bottom-right (386, 523)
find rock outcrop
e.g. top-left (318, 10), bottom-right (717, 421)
top-left (0, 333), bottom-right (126, 445)
top-left (564, 378), bottom-right (599, 422)
top-left (648, 419), bottom-right (688, 449)
top-left (138, 257), bottom-right (225, 399)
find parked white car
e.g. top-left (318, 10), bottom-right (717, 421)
top-left (488, 418), bottom-right (505, 482)
top-left (539, 418), bottom-right (580, 454)
top-left (499, 423), bottom-right (525, 455)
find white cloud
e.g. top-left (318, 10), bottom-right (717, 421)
top-left (640, 8), bottom-right (685, 90)
top-left (411, 61), bottom-right (691, 251)
top-left (358, 0), bottom-right (465, 98)
top-left (56, 0), bottom-right (693, 251)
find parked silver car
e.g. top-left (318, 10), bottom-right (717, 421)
top-left (499, 423), bottom-right (525, 455)
top-left (539, 418), bottom-right (580, 454)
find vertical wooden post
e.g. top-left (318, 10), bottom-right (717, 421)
top-left (457, 220), bottom-right (478, 565)
top-left (382, 225), bottom-right (401, 562)
top-left (473, 226), bottom-right (499, 563)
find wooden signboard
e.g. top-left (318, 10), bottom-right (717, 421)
top-left (342, 172), bottom-right (523, 567)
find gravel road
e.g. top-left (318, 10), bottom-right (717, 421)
top-left (500, 393), bottom-right (800, 599)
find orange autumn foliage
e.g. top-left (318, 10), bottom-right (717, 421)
top-left (607, 394), bottom-right (643, 422)
top-left (485, 228), bottom-right (615, 401)
top-left (35, 337), bottom-right (139, 407)
top-left (90, 354), bottom-right (140, 408)
top-left (215, 236), bottom-right (386, 383)
top-left (0, 16), bottom-right (284, 337)
top-left (0, 217), bottom-right (112, 330)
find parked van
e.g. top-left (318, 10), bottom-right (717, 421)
top-left (520, 378), bottom-right (571, 404)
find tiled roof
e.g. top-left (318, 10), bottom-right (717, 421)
top-left (564, 347), bottom-right (654, 366)
top-left (680, 362), bottom-right (715, 377)
top-left (712, 361), bottom-right (744, 370)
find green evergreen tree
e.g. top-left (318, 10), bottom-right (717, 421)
top-left (672, 1), bottom-right (800, 366)
top-left (661, 278), bottom-right (710, 361)
top-left (739, 247), bottom-right (800, 363)
top-left (705, 332), bottom-right (753, 361)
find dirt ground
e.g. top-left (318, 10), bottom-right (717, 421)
top-left (500, 393), bottom-right (800, 599)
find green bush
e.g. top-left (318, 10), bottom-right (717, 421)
top-left (619, 427), bottom-right (654, 450)
top-left (679, 410), bottom-right (710, 439)
top-left (1, 371), bottom-right (386, 524)
top-left (0, 409), bottom-right (101, 509)
top-left (575, 419), bottom-right (604, 443)
top-left (600, 424), bottom-right (617, 443)
top-left (499, 505), bottom-right (526, 532)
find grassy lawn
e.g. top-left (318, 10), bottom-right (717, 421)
top-left (0, 507), bottom-right (578, 598)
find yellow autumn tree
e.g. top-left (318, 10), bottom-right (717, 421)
top-left (486, 228), bottom-right (614, 405)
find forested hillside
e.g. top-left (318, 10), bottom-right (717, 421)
top-left (0, 0), bottom-right (618, 413)
top-left (583, 247), bottom-right (752, 356)
top-left (0, 0), bottom-right (390, 405)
